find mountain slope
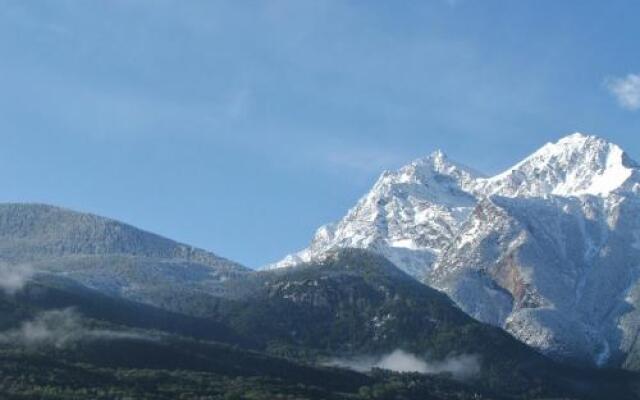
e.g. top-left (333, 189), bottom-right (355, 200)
top-left (6, 260), bottom-right (633, 400)
top-left (0, 203), bottom-right (249, 306)
top-left (269, 133), bottom-right (640, 368)
top-left (0, 282), bottom-right (377, 400)
top-left (430, 195), bottom-right (640, 367)
top-left (0, 275), bottom-right (255, 347)
top-left (213, 249), bottom-right (640, 398)
top-left (0, 210), bottom-right (639, 398)
top-left (429, 135), bottom-right (640, 368)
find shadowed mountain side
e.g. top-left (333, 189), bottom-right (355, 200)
top-left (0, 275), bottom-right (255, 348)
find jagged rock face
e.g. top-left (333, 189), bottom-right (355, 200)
top-left (431, 195), bottom-right (640, 366)
top-left (429, 135), bottom-right (640, 367)
top-left (0, 203), bottom-right (248, 305)
top-left (269, 133), bottom-right (640, 368)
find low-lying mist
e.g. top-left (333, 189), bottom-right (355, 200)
top-left (0, 263), bottom-right (34, 295)
top-left (324, 349), bottom-right (481, 380)
top-left (0, 308), bottom-right (150, 349)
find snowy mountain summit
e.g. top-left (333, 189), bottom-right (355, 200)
top-left (269, 149), bottom-right (480, 277)
top-left (269, 133), bottom-right (640, 367)
top-left (477, 133), bottom-right (639, 198)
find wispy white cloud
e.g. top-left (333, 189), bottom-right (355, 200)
top-left (324, 349), bottom-right (481, 381)
top-left (606, 73), bottom-right (640, 111)
top-left (0, 264), bottom-right (34, 295)
top-left (0, 308), bottom-right (151, 349)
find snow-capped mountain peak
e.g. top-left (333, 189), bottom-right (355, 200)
top-left (270, 133), bottom-right (639, 273)
top-left (417, 149), bottom-right (484, 179)
top-left (478, 132), bottom-right (638, 198)
top-left (373, 149), bottom-right (480, 200)
top-left (267, 132), bottom-right (640, 367)
top-left (265, 149), bottom-right (480, 273)
top-left (415, 149), bottom-right (459, 175)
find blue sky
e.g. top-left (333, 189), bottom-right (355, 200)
top-left (0, 1), bottom-right (638, 267)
